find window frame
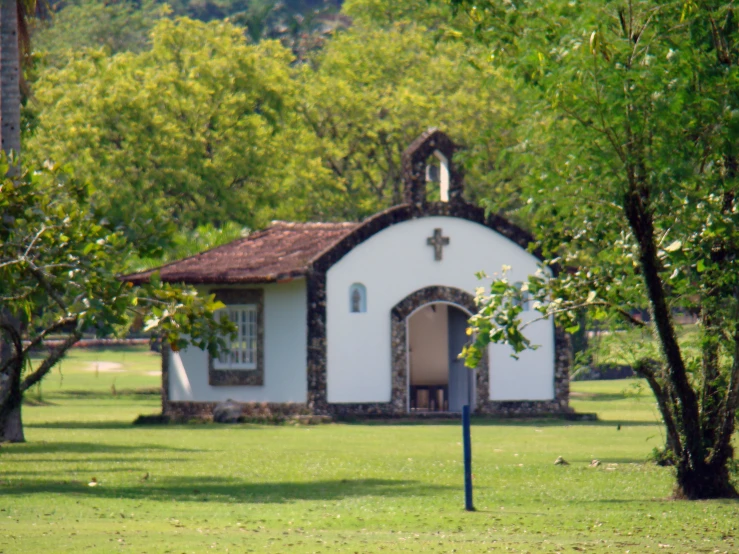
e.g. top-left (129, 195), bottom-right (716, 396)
top-left (208, 289), bottom-right (264, 386)
top-left (349, 283), bottom-right (367, 313)
top-left (213, 304), bottom-right (258, 370)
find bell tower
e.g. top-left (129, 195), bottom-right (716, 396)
top-left (401, 128), bottom-right (464, 207)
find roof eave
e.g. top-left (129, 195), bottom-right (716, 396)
top-left (120, 269), bottom-right (308, 287)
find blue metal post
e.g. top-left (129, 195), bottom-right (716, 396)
top-left (462, 404), bottom-right (474, 511)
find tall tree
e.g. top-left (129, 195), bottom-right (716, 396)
top-left (0, 0), bottom-right (19, 157)
top-left (28, 12), bottom-right (522, 236)
top-left (0, 162), bottom-right (233, 442)
top-left (452, 0), bottom-right (739, 499)
top-left (27, 18), bottom-right (294, 255)
top-left (0, 0), bottom-right (26, 159)
top-left (0, 0), bottom-right (40, 416)
top-left (32, 0), bottom-right (164, 69)
top-left (282, 13), bottom-right (519, 222)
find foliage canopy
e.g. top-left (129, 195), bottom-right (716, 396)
top-left (451, 0), bottom-right (739, 499)
top-left (28, 18), bottom-right (294, 255)
top-left (0, 161), bottom-right (234, 441)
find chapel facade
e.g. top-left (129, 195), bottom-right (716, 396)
top-left (125, 129), bottom-right (572, 419)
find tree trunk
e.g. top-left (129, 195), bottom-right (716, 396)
top-left (0, 389), bottom-right (24, 443)
top-left (674, 460), bottom-right (737, 500)
top-left (0, 344), bottom-right (26, 442)
top-left (0, 314), bottom-right (26, 442)
top-left (0, 0), bottom-right (21, 164)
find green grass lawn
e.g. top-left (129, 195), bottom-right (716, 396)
top-left (1, 347), bottom-right (737, 553)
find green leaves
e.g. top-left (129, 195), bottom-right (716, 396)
top-left (27, 5), bottom-right (524, 238)
top-left (451, 0), bottom-right (739, 495)
top-left (1, 163), bottom-right (236, 386)
top-left (289, 17), bottom-right (519, 221)
top-left (463, 268), bottom-right (551, 367)
top-left (28, 18), bottom-right (295, 254)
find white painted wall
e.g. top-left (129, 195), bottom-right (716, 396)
top-left (325, 216), bottom-right (554, 404)
top-left (409, 304), bottom-right (449, 386)
top-left (169, 279), bottom-right (308, 403)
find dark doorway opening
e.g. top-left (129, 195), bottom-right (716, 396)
top-left (408, 303), bottom-right (474, 413)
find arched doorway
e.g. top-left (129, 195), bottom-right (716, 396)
top-left (407, 302), bottom-right (474, 412)
top-left (390, 286), bottom-right (490, 413)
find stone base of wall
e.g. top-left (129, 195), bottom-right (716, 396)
top-left (478, 399), bottom-right (573, 417)
top-left (164, 401), bottom-right (311, 422)
top-left (327, 400), bottom-right (573, 419)
top-left (164, 398), bottom-right (574, 422)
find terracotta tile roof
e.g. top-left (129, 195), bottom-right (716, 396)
top-left (123, 221), bottom-right (359, 285)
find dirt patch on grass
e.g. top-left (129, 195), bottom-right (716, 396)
top-left (85, 362), bottom-right (125, 373)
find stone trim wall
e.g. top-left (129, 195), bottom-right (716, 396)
top-left (161, 341), bottom-right (170, 413)
top-left (162, 315), bottom-right (571, 419)
top-left (306, 285), bottom-right (574, 418)
top-left (390, 286), bottom-right (489, 412)
top-left (208, 288), bottom-right (264, 386)
top-left (306, 270), bottom-right (328, 413)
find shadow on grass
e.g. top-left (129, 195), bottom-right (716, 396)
top-left (0, 441), bottom-right (201, 455)
top-left (24, 417), bottom-right (662, 431)
top-left (25, 420), bottom-right (274, 431)
top-left (55, 389), bottom-right (160, 398)
top-left (348, 418), bottom-right (660, 428)
top-left (1, 466), bottom-right (149, 476)
top-left (0, 476), bottom-right (450, 504)
top-left (573, 420), bottom-right (660, 428)
top-left (7, 457), bottom-right (190, 464)
top-left (26, 421), bottom-right (146, 430)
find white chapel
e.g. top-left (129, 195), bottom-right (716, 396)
top-left (125, 129), bottom-right (571, 419)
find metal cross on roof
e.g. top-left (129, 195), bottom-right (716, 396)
top-left (427, 228), bottom-right (450, 261)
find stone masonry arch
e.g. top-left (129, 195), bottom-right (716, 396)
top-left (390, 286), bottom-right (490, 412)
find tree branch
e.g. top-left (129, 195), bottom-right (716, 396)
top-left (21, 316), bottom-right (78, 358)
top-left (709, 286), bottom-right (739, 466)
top-left (22, 225), bottom-right (50, 259)
top-left (26, 262), bottom-right (68, 313)
top-left (20, 331), bottom-right (82, 393)
top-left (519, 300), bottom-right (647, 331)
top-left (633, 357), bottom-right (683, 458)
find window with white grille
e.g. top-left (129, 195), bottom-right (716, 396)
top-left (214, 305), bottom-right (258, 370)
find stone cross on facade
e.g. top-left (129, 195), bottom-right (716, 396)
top-left (427, 228), bottom-right (450, 261)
